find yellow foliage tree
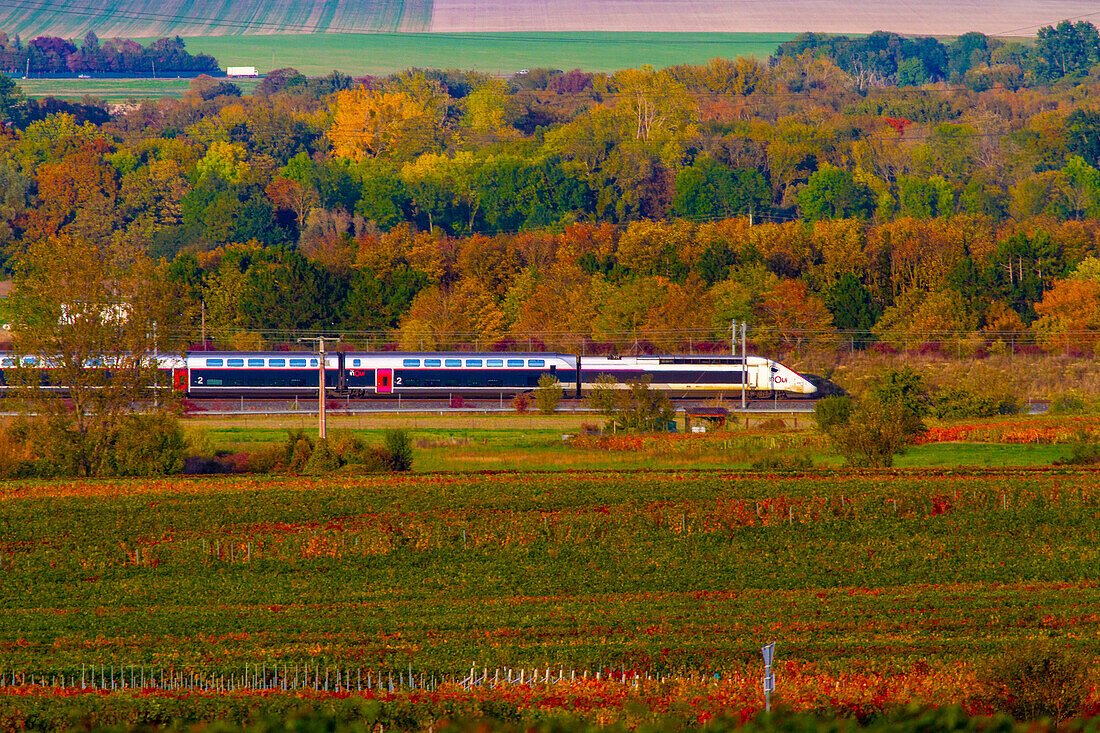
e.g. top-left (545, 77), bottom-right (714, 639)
top-left (1034, 278), bottom-right (1100, 351)
top-left (327, 88), bottom-right (429, 161)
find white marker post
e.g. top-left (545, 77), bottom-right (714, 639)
top-left (762, 641), bottom-right (776, 712)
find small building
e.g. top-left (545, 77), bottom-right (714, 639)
top-left (684, 406), bottom-right (729, 433)
top-left (226, 66), bottom-right (258, 77)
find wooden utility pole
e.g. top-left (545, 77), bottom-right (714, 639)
top-left (297, 336), bottom-right (340, 440)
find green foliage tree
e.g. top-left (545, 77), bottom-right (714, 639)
top-left (1032, 20), bottom-right (1100, 81)
top-left (0, 73), bottom-right (26, 123)
top-left (672, 157), bottom-right (768, 222)
top-left (825, 272), bottom-right (882, 340)
top-left (798, 167), bottom-right (875, 221)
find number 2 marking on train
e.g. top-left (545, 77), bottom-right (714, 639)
top-left (195, 376), bottom-right (203, 385)
top-left (394, 377), bottom-right (402, 386)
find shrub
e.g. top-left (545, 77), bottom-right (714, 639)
top-left (813, 395), bottom-right (853, 432)
top-left (1049, 394), bottom-right (1086, 415)
top-left (981, 642), bottom-right (1089, 721)
top-left (186, 430), bottom-right (217, 460)
top-left (449, 394), bottom-right (465, 408)
top-left (284, 429), bottom-right (314, 471)
top-left (303, 438), bottom-right (341, 474)
top-left (244, 446), bottom-right (283, 474)
top-left (0, 422), bottom-right (37, 478)
top-left (512, 393), bottom-right (530, 414)
top-left (534, 374), bottom-right (563, 414)
top-left (871, 367), bottom-right (930, 418)
top-left (382, 429), bottom-right (414, 471)
top-left (931, 388), bottom-right (1001, 419)
top-left (109, 413), bottom-right (186, 476)
top-left (586, 376), bottom-right (675, 433)
top-left (1054, 443), bottom-right (1100, 466)
top-left (826, 399), bottom-right (925, 468)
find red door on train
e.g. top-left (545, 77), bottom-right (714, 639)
top-left (173, 367), bottom-right (189, 392)
top-left (376, 368), bottom-right (393, 394)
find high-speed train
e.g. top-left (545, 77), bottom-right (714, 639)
top-left (0, 351), bottom-right (817, 399)
top-left (179, 351), bottom-right (817, 398)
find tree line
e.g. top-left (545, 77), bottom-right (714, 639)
top-left (0, 23), bottom-right (1099, 359)
top-left (775, 21), bottom-right (1100, 90)
top-left (0, 33), bottom-right (219, 76)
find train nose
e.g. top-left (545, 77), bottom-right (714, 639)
top-left (802, 380), bottom-right (818, 395)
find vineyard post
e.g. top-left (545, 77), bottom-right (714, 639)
top-left (762, 641), bottom-right (776, 712)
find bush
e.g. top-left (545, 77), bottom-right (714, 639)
top-left (813, 395), bottom-right (853, 432)
top-left (826, 399), bottom-right (925, 468)
top-left (382, 429), bottom-right (414, 471)
top-left (871, 367), bottom-right (930, 418)
top-left (512, 393), bottom-right (531, 414)
top-left (931, 388), bottom-right (1001, 419)
top-left (981, 642), bottom-right (1089, 721)
top-left (109, 413), bottom-right (186, 476)
top-left (1049, 394), bottom-right (1086, 415)
top-left (534, 374), bottom-right (563, 414)
top-left (1054, 443), bottom-right (1100, 466)
top-left (1, 413), bottom-right (187, 478)
top-left (303, 438), bottom-right (341, 474)
top-left (586, 376), bottom-right (675, 433)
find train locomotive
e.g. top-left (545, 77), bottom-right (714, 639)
top-left (0, 350), bottom-right (817, 399)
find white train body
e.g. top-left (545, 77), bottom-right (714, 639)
top-left (579, 354), bottom-right (816, 396)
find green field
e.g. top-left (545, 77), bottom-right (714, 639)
top-left (184, 415), bottom-right (1078, 472)
top-left (15, 77), bottom-right (262, 102)
top-left (179, 32), bottom-right (795, 76)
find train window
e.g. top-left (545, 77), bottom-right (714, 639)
top-left (289, 359), bottom-right (307, 367)
top-left (269, 359), bottom-right (285, 367)
top-left (507, 359), bottom-right (524, 368)
top-left (403, 359), bottom-right (420, 367)
top-left (207, 378), bottom-right (222, 386)
top-left (248, 359), bottom-right (264, 367)
top-left (425, 359), bottom-right (441, 367)
top-left (205, 359), bottom-right (223, 367)
top-left (528, 359), bottom-right (545, 367)
top-left (310, 359), bottom-right (318, 367)
top-left (352, 359), bottom-right (361, 367)
top-left (227, 359), bottom-right (244, 367)
top-left (466, 359), bottom-right (483, 367)
top-left (487, 359), bottom-right (503, 367)
top-left (445, 358), bottom-right (461, 367)
top-left (1, 358), bottom-right (13, 367)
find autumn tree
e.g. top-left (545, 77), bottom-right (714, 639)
top-left (328, 87), bottom-right (437, 162)
top-left (7, 234), bottom-right (187, 476)
top-left (1033, 277), bottom-right (1100, 351)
